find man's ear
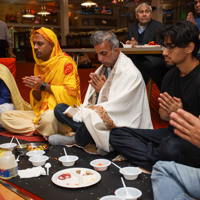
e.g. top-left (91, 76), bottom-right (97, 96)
top-left (186, 42), bottom-right (195, 53)
top-left (113, 47), bottom-right (119, 55)
top-left (50, 43), bottom-right (54, 50)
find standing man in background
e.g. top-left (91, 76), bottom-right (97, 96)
top-left (126, 2), bottom-right (167, 89)
top-left (0, 20), bottom-right (15, 58)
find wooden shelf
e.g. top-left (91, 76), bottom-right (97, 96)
top-left (7, 23), bottom-right (61, 29)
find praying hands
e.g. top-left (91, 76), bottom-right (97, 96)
top-left (158, 92), bottom-right (183, 121)
top-left (170, 109), bottom-right (200, 148)
top-left (22, 75), bottom-right (43, 90)
top-left (88, 73), bottom-right (106, 93)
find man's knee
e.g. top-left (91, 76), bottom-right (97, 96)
top-left (54, 103), bottom-right (69, 119)
top-left (158, 137), bottom-right (182, 161)
top-left (152, 161), bottom-right (174, 178)
top-left (109, 128), bottom-right (121, 147)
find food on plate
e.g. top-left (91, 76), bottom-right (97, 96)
top-left (27, 144), bottom-right (48, 151)
top-left (147, 41), bottom-right (158, 45)
top-left (57, 169), bottom-right (96, 185)
top-left (52, 168), bottom-right (101, 188)
top-left (82, 173), bottom-right (96, 185)
top-left (58, 173), bottom-right (71, 180)
top-left (85, 170), bottom-right (93, 175)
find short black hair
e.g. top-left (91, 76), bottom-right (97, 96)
top-left (158, 21), bottom-right (200, 57)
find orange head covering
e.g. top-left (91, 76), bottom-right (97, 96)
top-left (30, 27), bottom-right (81, 124)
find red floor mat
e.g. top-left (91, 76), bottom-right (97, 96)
top-left (0, 131), bottom-right (44, 142)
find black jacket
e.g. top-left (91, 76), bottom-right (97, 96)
top-left (127, 19), bottom-right (163, 65)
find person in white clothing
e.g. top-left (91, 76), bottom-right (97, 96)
top-left (49, 31), bottom-right (152, 154)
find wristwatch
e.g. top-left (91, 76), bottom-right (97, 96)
top-left (40, 82), bottom-right (47, 91)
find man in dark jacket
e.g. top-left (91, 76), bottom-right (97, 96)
top-left (126, 3), bottom-right (167, 89)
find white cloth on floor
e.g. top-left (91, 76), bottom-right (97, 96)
top-left (18, 166), bottom-right (46, 178)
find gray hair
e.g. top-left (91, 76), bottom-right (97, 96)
top-left (90, 31), bottom-right (119, 49)
top-left (135, 3), bottom-right (152, 13)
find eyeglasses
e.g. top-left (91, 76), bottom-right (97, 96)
top-left (161, 44), bottom-right (177, 53)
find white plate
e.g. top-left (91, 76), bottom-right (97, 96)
top-left (134, 45), bottom-right (161, 48)
top-left (51, 168), bottom-right (101, 188)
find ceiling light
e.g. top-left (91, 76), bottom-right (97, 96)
top-left (81, 1), bottom-right (97, 7)
top-left (22, 10), bottom-right (35, 18)
top-left (37, 5), bottom-right (50, 16)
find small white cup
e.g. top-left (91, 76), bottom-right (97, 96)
top-left (115, 187), bottom-right (142, 200)
top-left (90, 159), bottom-right (111, 171)
top-left (119, 167), bottom-right (142, 180)
top-left (29, 155), bottom-right (49, 166)
top-left (58, 155), bottom-right (78, 167)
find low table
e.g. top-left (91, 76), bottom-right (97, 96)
top-left (0, 135), bottom-right (153, 200)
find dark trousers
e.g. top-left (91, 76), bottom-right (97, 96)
top-left (54, 103), bottom-right (93, 147)
top-left (110, 127), bottom-right (200, 171)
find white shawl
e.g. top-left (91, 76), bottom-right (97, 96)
top-left (73, 52), bottom-right (153, 152)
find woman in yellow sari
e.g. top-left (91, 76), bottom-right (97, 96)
top-left (0, 27), bottom-right (81, 137)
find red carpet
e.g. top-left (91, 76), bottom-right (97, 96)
top-left (148, 83), bottom-right (169, 129)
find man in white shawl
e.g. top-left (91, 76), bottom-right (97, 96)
top-left (49, 31), bottom-right (153, 153)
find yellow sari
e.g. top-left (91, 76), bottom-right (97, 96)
top-left (30, 27), bottom-right (81, 124)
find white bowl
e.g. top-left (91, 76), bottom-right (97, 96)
top-left (100, 195), bottom-right (122, 200)
top-left (119, 167), bottom-right (142, 180)
top-left (0, 143), bottom-right (17, 151)
top-left (122, 44), bottom-right (132, 48)
top-left (90, 159), bottom-right (111, 171)
top-left (115, 187), bottom-right (142, 200)
top-left (58, 155), bottom-right (78, 167)
top-left (26, 150), bottom-right (45, 157)
top-left (29, 155), bottom-right (49, 166)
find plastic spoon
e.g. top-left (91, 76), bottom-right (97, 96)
top-left (9, 136), bottom-right (14, 147)
top-left (16, 138), bottom-right (22, 148)
top-left (15, 155), bottom-right (20, 162)
top-left (45, 163), bottom-right (51, 176)
top-left (121, 177), bottom-right (133, 199)
top-left (111, 162), bottom-right (131, 175)
top-left (63, 148), bottom-right (69, 161)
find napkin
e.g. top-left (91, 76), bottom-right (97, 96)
top-left (18, 166), bottom-right (46, 178)
top-left (63, 106), bottom-right (82, 122)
